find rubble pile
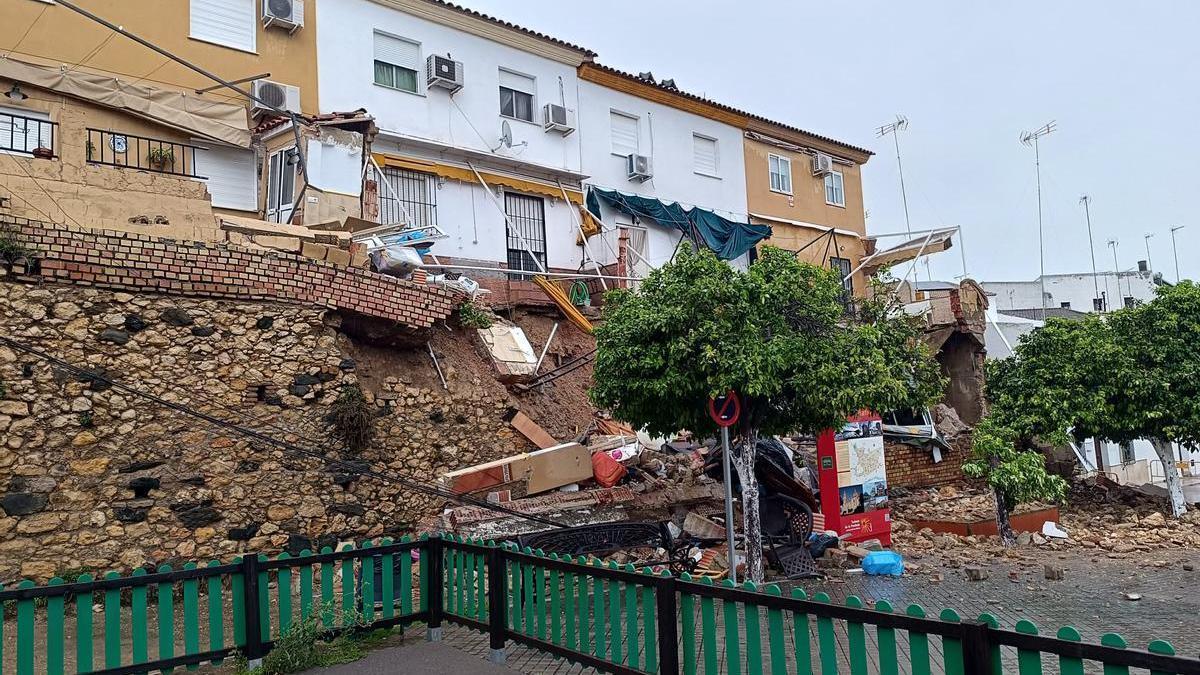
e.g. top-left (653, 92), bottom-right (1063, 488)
top-left (898, 484), bottom-right (1053, 522)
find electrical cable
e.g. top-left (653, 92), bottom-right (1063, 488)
top-left (64, 32), bottom-right (115, 74)
top-left (1, 154), bottom-right (86, 228)
top-left (3, 3), bottom-right (50, 59)
top-left (0, 335), bottom-right (568, 529)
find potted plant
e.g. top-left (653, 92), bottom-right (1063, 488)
top-left (147, 146), bottom-right (174, 170)
top-left (85, 140), bottom-right (96, 161)
top-left (32, 146), bottom-right (53, 160)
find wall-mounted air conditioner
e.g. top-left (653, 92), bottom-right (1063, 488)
top-left (811, 152), bottom-right (834, 176)
top-left (542, 103), bottom-right (575, 135)
top-left (426, 54), bottom-right (464, 93)
top-left (626, 153), bottom-right (652, 182)
top-left (251, 80), bottom-right (302, 116)
top-left (262, 0), bottom-right (303, 33)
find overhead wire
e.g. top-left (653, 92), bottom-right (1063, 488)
top-left (1, 154), bottom-right (86, 228)
top-left (64, 32), bottom-right (116, 74)
top-left (0, 335), bottom-right (569, 529)
top-left (3, 3), bottom-right (50, 59)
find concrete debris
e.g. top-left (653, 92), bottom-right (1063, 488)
top-left (440, 442), bottom-right (591, 496)
top-left (682, 512), bottom-right (726, 539)
top-left (476, 323), bottom-right (539, 383)
top-left (933, 403), bottom-right (971, 441)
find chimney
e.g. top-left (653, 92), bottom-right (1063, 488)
top-left (1137, 260), bottom-right (1149, 273)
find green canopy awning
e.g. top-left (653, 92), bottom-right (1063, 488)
top-left (586, 187), bottom-right (770, 261)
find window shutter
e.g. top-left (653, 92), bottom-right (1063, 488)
top-left (611, 112), bottom-right (639, 156)
top-left (498, 69), bottom-right (535, 94)
top-left (195, 146), bottom-right (258, 211)
top-left (693, 135), bottom-right (718, 175)
top-left (374, 32), bottom-right (421, 70)
top-left (190, 0), bottom-right (256, 52)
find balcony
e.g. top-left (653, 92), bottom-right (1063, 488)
top-left (1, 111), bottom-right (58, 158)
top-left (85, 128), bottom-right (206, 179)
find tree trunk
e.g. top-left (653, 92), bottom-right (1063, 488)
top-left (730, 430), bottom-right (763, 583)
top-left (1152, 438), bottom-right (1188, 517)
top-left (993, 485), bottom-right (1016, 547)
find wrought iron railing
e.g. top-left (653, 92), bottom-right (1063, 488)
top-left (85, 128), bottom-right (206, 178)
top-left (0, 111), bottom-right (57, 157)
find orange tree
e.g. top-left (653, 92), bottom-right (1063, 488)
top-left (590, 246), bottom-right (943, 581)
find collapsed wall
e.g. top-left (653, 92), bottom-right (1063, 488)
top-left (0, 272), bottom-right (597, 584)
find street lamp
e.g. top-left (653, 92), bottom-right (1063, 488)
top-left (1171, 225), bottom-right (1186, 283)
top-left (1021, 121), bottom-right (1057, 321)
top-left (1144, 232), bottom-right (1155, 273)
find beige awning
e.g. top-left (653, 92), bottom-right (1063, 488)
top-left (0, 57), bottom-right (250, 147)
top-left (861, 230), bottom-right (954, 273)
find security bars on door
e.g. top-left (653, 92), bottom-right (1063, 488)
top-left (504, 192), bottom-right (547, 280)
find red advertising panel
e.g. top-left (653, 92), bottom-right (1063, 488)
top-left (816, 411), bottom-right (891, 546)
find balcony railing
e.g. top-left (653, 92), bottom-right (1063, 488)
top-left (0, 111), bottom-right (57, 157)
top-left (85, 128), bottom-right (206, 178)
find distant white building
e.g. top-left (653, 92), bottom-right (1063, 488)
top-left (984, 268), bottom-right (1160, 314)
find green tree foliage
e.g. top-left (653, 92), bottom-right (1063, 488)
top-left (970, 281), bottom-right (1200, 528)
top-left (591, 246), bottom-right (944, 580)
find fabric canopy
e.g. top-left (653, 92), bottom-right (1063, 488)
top-left (0, 57), bottom-right (251, 147)
top-left (373, 153), bottom-right (584, 204)
top-left (860, 230), bottom-right (955, 273)
top-left (586, 187), bottom-right (770, 261)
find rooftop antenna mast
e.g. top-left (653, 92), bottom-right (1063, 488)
top-left (1079, 195), bottom-right (1102, 310)
top-left (1143, 232), bottom-right (1155, 273)
top-left (1171, 225), bottom-right (1186, 283)
top-left (1021, 120), bottom-right (1056, 321)
top-left (1107, 238), bottom-right (1122, 306)
top-left (877, 115), bottom-right (922, 277)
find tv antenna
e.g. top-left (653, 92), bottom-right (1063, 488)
top-left (1020, 120), bottom-right (1057, 321)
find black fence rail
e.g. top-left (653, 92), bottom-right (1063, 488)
top-left (85, 128), bottom-right (205, 178)
top-left (4, 535), bottom-right (1200, 674)
top-left (1, 111), bottom-right (57, 157)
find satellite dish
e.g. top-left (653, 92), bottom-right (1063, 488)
top-left (499, 120), bottom-right (513, 149)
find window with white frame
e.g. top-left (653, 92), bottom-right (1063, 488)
top-left (768, 153), bottom-right (791, 194)
top-left (693, 133), bottom-right (719, 176)
top-left (189, 0), bottom-right (256, 53)
top-left (374, 32), bottom-right (421, 94)
top-left (825, 170), bottom-right (845, 207)
top-left (0, 105), bottom-right (52, 155)
top-left (610, 111), bottom-right (639, 156)
top-left (499, 69), bottom-right (535, 123)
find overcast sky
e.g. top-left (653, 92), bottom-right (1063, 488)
top-left (461, 0), bottom-right (1199, 283)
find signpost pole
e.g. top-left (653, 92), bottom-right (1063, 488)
top-left (720, 425), bottom-right (737, 585)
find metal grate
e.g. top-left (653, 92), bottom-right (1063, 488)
top-left (85, 128), bottom-right (205, 178)
top-left (504, 192), bottom-right (546, 279)
top-left (378, 166), bottom-right (438, 229)
top-left (0, 111), bottom-right (56, 157)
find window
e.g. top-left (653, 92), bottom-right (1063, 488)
top-left (0, 106), bottom-right (52, 155)
top-left (266, 147), bottom-right (296, 223)
top-left (825, 170), bottom-right (845, 207)
top-left (693, 133), bottom-right (719, 176)
top-left (379, 167), bottom-right (437, 230)
top-left (499, 69), bottom-right (535, 123)
top-left (1060, 301), bottom-right (1072, 309)
top-left (1093, 297), bottom-right (1106, 312)
top-left (194, 145), bottom-right (257, 211)
top-left (374, 32), bottom-right (421, 94)
top-left (768, 153), bottom-right (792, 194)
top-left (504, 193), bottom-right (546, 278)
top-left (1124, 296), bottom-right (1136, 308)
top-left (610, 111), bottom-right (639, 157)
top-left (190, 0), bottom-right (255, 52)
top-left (830, 256), bottom-right (853, 299)
top-left (1119, 442), bottom-right (1135, 464)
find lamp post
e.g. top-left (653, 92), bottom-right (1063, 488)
top-left (1171, 225), bottom-right (1186, 283)
top-left (1021, 121), bottom-right (1057, 321)
top-left (1144, 233), bottom-right (1155, 273)
top-left (1079, 195), bottom-right (1102, 310)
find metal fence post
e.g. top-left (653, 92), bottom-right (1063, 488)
top-left (241, 555), bottom-right (266, 667)
top-left (487, 545), bottom-right (508, 664)
top-left (426, 536), bottom-right (444, 642)
top-left (961, 620), bottom-right (993, 674)
top-left (656, 575), bottom-right (680, 675)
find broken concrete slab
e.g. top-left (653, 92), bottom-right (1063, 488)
top-left (440, 442), bottom-right (591, 496)
top-left (683, 511), bottom-right (726, 539)
top-left (476, 323), bottom-right (538, 383)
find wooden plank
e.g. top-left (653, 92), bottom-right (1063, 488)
top-left (504, 408), bottom-right (559, 449)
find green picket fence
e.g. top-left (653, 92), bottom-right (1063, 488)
top-left (4, 534), bottom-right (1199, 674)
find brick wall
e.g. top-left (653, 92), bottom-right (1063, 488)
top-left (885, 437), bottom-right (969, 489)
top-left (6, 218), bottom-right (456, 329)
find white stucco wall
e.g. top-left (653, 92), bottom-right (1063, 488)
top-left (984, 272), bottom-right (1159, 313)
top-left (316, 0), bottom-right (583, 174)
top-left (577, 80), bottom-right (748, 269)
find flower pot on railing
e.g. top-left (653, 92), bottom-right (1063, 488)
top-left (32, 147), bottom-right (53, 160)
top-left (147, 147), bottom-right (175, 171)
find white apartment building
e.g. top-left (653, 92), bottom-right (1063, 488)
top-left (315, 0), bottom-right (595, 292)
top-left (984, 270), bottom-right (1159, 314)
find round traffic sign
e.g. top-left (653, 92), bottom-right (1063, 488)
top-left (707, 390), bottom-right (741, 428)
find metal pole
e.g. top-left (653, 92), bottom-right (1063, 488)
top-left (721, 426), bottom-right (737, 585)
top-left (1034, 136), bottom-right (1047, 321)
top-left (534, 322), bottom-right (558, 373)
top-left (1144, 233), bottom-right (1154, 273)
top-left (1080, 196), bottom-right (1101, 310)
top-left (1171, 226), bottom-right (1185, 283)
top-left (1108, 240), bottom-right (1121, 308)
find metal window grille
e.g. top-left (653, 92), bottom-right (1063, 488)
top-left (830, 256), bottom-right (853, 297)
top-left (0, 111), bottom-right (56, 156)
top-left (504, 192), bottom-right (546, 279)
top-left (85, 129), bottom-right (204, 178)
top-left (378, 167), bottom-right (437, 230)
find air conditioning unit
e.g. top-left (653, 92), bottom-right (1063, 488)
top-left (251, 80), bottom-right (302, 116)
top-left (626, 153), bottom-right (652, 182)
top-left (426, 54), bottom-right (464, 93)
top-left (811, 152), bottom-right (834, 176)
top-left (262, 0), bottom-right (303, 33)
top-left (542, 103), bottom-right (575, 135)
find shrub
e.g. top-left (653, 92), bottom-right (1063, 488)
top-left (325, 384), bottom-right (375, 453)
top-left (457, 301), bottom-right (493, 329)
